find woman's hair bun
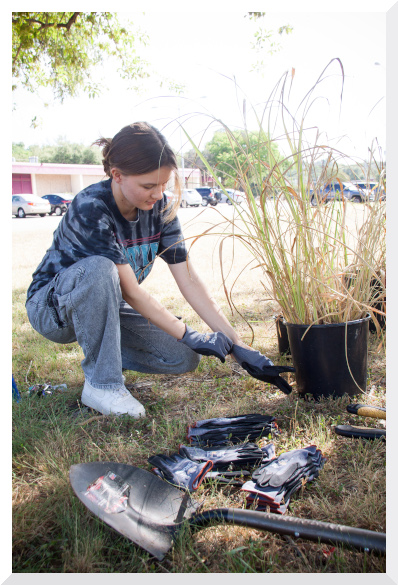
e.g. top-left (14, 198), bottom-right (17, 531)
top-left (92, 137), bottom-right (113, 177)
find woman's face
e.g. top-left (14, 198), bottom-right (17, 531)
top-left (111, 166), bottom-right (172, 213)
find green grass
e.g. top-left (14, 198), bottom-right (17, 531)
top-left (12, 287), bottom-right (386, 573)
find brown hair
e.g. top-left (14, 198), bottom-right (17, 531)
top-left (93, 122), bottom-right (181, 220)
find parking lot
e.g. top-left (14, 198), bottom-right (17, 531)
top-left (12, 201), bottom-right (371, 302)
top-left (12, 205), bottom-right (244, 293)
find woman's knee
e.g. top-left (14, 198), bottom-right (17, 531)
top-left (52, 256), bottom-right (122, 312)
top-left (173, 348), bottom-right (201, 374)
top-left (77, 256), bottom-right (121, 292)
top-left (79, 255), bottom-right (119, 278)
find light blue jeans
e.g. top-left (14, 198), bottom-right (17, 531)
top-left (26, 256), bottom-right (200, 389)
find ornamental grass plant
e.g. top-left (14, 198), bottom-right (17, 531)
top-left (184, 60), bottom-right (386, 332)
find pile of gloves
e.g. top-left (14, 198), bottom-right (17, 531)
top-left (241, 445), bottom-right (327, 514)
top-left (147, 413), bottom-right (326, 515)
top-left (187, 414), bottom-right (279, 447)
top-left (148, 442), bottom-right (276, 491)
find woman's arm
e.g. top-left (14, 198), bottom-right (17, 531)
top-left (169, 260), bottom-right (294, 389)
top-left (168, 260), bottom-right (249, 348)
top-left (117, 262), bottom-right (233, 360)
top-left (117, 263), bottom-right (186, 339)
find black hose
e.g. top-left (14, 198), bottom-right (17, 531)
top-left (188, 508), bottom-right (386, 554)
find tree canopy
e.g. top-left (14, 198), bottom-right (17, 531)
top-left (12, 139), bottom-right (103, 165)
top-left (196, 129), bottom-right (288, 189)
top-left (12, 12), bottom-right (149, 101)
top-left (245, 12), bottom-right (293, 73)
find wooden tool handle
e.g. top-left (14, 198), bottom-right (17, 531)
top-left (347, 404), bottom-right (386, 420)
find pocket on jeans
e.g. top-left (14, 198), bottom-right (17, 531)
top-left (26, 298), bottom-right (61, 336)
top-left (26, 282), bottom-right (73, 339)
top-left (52, 291), bottom-right (71, 325)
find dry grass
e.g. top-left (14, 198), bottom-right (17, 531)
top-left (12, 210), bottom-right (386, 573)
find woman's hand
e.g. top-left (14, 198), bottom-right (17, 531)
top-left (179, 325), bottom-right (233, 362)
top-left (231, 345), bottom-right (295, 395)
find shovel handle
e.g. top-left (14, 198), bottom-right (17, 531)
top-left (189, 508), bottom-right (385, 554)
top-left (347, 404), bottom-right (386, 420)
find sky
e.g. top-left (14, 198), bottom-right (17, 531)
top-left (11, 6), bottom-right (389, 164)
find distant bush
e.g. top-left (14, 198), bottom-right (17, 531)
top-left (12, 139), bottom-right (102, 165)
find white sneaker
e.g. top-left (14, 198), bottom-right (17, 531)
top-left (81, 380), bottom-right (146, 418)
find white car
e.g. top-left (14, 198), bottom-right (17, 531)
top-left (180, 189), bottom-right (202, 208)
top-left (349, 180), bottom-right (385, 202)
top-left (164, 190), bottom-right (177, 204)
top-left (218, 189), bottom-right (245, 205)
top-left (12, 194), bottom-right (51, 218)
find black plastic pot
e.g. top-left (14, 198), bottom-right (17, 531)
top-left (285, 316), bottom-right (370, 400)
top-left (369, 278), bottom-right (386, 333)
top-left (273, 315), bottom-right (290, 355)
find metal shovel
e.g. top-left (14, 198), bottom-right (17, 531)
top-left (69, 461), bottom-right (386, 561)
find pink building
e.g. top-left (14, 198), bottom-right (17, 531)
top-left (12, 161), bottom-right (106, 196)
top-left (12, 161), bottom-right (202, 196)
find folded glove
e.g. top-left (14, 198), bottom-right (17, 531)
top-left (252, 445), bottom-right (325, 488)
top-left (187, 414), bottom-right (279, 447)
top-left (231, 345), bottom-right (295, 395)
top-left (244, 490), bottom-right (288, 515)
top-left (242, 445), bottom-right (326, 514)
top-left (179, 442), bottom-right (267, 471)
top-left (252, 448), bottom-right (311, 488)
top-left (205, 469), bottom-right (251, 486)
top-left (191, 414), bottom-right (274, 430)
top-left (259, 442), bottom-right (276, 462)
top-left (148, 453), bottom-right (213, 492)
top-left (178, 325), bottom-right (233, 363)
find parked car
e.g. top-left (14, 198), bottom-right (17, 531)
top-left (180, 189), bottom-right (202, 208)
top-left (41, 193), bottom-right (75, 215)
top-left (348, 180), bottom-right (386, 202)
top-left (164, 189), bottom-right (177, 204)
top-left (12, 194), bottom-right (51, 218)
top-left (310, 181), bottom-right (354, 205)
top-left (195, 187), bottom-right (218, 206)
top-left (217, 189), bottom-right (245, 205)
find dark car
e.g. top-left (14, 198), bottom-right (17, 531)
top-left (310, 181), bottom-right (353, 206)
top-left (195, 188), bottom-right (218, 206)
top-left (42, 193), bottom-right (75, 216)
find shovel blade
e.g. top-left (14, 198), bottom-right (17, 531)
top-left (69, 462), bottom-right (200, 560)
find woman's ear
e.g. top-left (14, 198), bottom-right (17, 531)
top-left (111, 168), bottom-right (122, 183)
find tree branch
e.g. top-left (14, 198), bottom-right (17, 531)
top-left (23, 12), bottom-right (81, 32)
top-left (13, 43), bottom-right (23, 66)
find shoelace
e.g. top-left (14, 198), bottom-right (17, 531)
top-left (112, 388), bottom-right (130, 402)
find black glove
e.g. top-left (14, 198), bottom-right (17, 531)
top-left (147, 453), bottom-right (213, 491)
top-left (252, 446), bottom-right (326, 490)
top-left (243, 445), bottom-right (326, 514)
top-left (205, 469), bottom-right (251, 486)
top-left (178, 325), bottom-right (233, 363)
top-left (231, 345), bottom-right (295, 395)
top-left (252, 448), bottom-right (313, 488)
top-left (179, 442), bottom-right (266, 471)
top-left (259, 442), bottom-right (276, 463)
top-left (187, 414), bottom-right (279, 447)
